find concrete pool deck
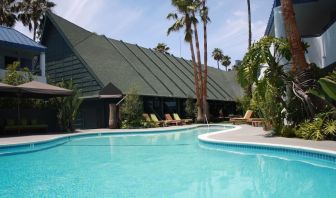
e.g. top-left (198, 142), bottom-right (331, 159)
top-left (0, 124), bottom-right (335, 153)
top-left (204, 124), bottom-right (336, 152)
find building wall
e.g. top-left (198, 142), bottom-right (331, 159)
top-left (304, 21), bottom-right (336, 67)
top-left (272, 7), bottom-right (336, 68)
top-left (43, 20), bottom-right (102, 96)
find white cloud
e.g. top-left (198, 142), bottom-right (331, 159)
top-left (208, 9), bottom-right (267, 64)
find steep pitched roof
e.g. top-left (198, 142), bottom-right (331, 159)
top-left (0, 25), bottom-right (46, 52)
top-left (44, 11), bottom-right (243, 101)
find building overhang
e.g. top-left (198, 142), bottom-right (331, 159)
top-left (265, 0), bottom-right (335, 37)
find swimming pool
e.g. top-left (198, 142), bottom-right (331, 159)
top-left (0, 126), bottom-right (335, 197)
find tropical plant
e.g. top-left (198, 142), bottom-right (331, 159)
top-left (247, 0), bottom-right (252, 48)
top-left (2, 62), bottom-right (34, 85)
top-left (51, 80), bottom-right (82, 132)
top-left (16, 0), bottom-right (55, 41)
top-left (310, 70), bottom-right (336, 105)
top-left (295, 118), bottom-right (336, 140)
top-left (167, 0), bottom-right (210, 122)
top-left (221, 55), bottom-right (231, 71)
top-left (280, 0), bottom-right (309, 73)
top-left (120, 87), bottom-right (145, 129)
top-left (154, 43), bottom-right (170, 54)
top-left (0, 0), bottom-right (17, 27)
top-left (212, 48), bottom-right (223, 69)
top-left (185, 97), bottom-right (196, 118)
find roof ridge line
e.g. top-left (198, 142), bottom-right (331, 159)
top-left (128, 44), bottom-right (175, 96)
top-left (136, 45), bottom-right (187, 96)
top-left (103, 37), bottom-right (158, 94)
top-left (151, 49), bottom-right (195, 95)
top-left (181, 58), bottom-right (233, 100)
top-left (173, 56), bottom-right (223, 99)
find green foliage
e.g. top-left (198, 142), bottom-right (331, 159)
top-left (0, 0), bottom-right (17, 27)
top-left (221, 55), bottom-right (231, 71)
top-left (2, 62), bottom-right (34, 85)
top-left (16, 0), bottom-right (56, 40)
top-left (236, 95), bottom-right (251, 115)
top-left (120, 87), bottom-right (145, 129)
top-left (185, 97), bottom-right (196, 118)
top-left (280, 125), bottom-right (296, 138)
top-left (296, 117), bottom-right (336, 140)
top-left (154, 43), bottom-right (170, 54)
top-left (50, 80), bottom-right (82, 132)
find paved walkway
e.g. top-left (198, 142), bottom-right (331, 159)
top-left (0, 125), bottom-right (194, 146)
top-left (0, 124), bottom-right (335, 153)
top-left (206, 124), bottom-right (336, 152)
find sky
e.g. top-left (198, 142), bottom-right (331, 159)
top-left (15, 0), bottom-right (274, 70)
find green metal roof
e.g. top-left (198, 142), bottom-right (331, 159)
top-left (44, 11), bottom-right (243, 101)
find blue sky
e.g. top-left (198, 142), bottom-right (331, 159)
top-left (16, 0), bottom-right (274, 70)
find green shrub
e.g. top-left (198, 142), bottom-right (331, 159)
top-left (50, 80), bottom-right (82, 132)
top-left (120, 87), bottom-right (145, 129)
top-left (295, 118), bottom-right (336, 140)
top-left (185, 97), bottom-right (196, 118)
top-left (280, 125), bottom-right (296, 138)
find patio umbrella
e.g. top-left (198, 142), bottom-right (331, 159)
top-left (0, 82), bottom-right (19, 97)
top-left (0, 81), bottom-right (73, 134)
top-left (17, 81), bottom-right (73, 98)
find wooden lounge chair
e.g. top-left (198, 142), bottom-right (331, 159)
top-left (164, 114), bottom-right (182, 126)
top-left (173, 113), bottom-right (193, 124)
top-left (143, 113), bottom-right (152, 122)
top-left (150, 114), bottom-right (168, 127)
top-left (229, 110), bottom-right (253, 125)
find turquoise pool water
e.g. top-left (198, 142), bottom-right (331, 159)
top-left (0, 126), bottom-right (335, 197)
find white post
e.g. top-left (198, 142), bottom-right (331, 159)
top-left (40, 52), bottom-right (46, 77)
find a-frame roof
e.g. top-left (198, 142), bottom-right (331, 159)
top-left (42, 11), bottom-right (243, 101)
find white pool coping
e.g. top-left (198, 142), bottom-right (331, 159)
top-left (198, 125), bottom-right (336, 156)
top-left (1, 124), bottom-right (335, 158)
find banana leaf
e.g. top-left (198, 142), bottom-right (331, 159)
top-left (319, 78), bottom-right (336, 101)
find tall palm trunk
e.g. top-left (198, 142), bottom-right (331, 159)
top-left (217, 61), bottom-right (219, 69)
top-left (247, 0), bottom-right (252, 48)
top-left (280, 0), bottom-right (308, 73)
top-left (33, 22), bottom-right (37, 41)
top-left (202, 0), bottom-right (209, 121)
top-left (186, 17), bottom-right (202, 122)
top-left (191, 11), bottom-right (204, 122)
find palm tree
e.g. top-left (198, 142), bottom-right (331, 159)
top-left (280, 0), bottom-right (308, 73)
top-left (200, 0), bottom-right (210, 119)
top-left (167, 0), bottom-right (204, 122)
top-left (221, 55), bottom-right (231, 71)
top-left (17, 0), bottom-right (55, 41)
top-left (212, 48), bottom-right (223, 69)
top-left (0, 0), bottom-right (16, 27)
top-left (154, 43), bottom-right (170, 54)
top-left (247, 0), bottom-right (252, 48)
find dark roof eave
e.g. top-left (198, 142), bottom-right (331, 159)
top-left (0, 40), bottom-right (46, 53)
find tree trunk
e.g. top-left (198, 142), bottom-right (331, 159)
top-left (247, 0), bottom-right (252, 49)
top-left (191, 11), bottom-right (204, 122)
top-left (187, 21), bottom-right (203, 122)
top-left (217, 61), bottom-right (219, 70)
top-left (33, 26), bottom-right (36, 41)
top-left (202, 0), bottom-right (209, 121)
top-left (280, 0), bottom-right (309, 73)
top-left (109, 103), bottom-right (118, 129)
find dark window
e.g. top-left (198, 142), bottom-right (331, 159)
top-left (164, 99), bottom-right (177, 114)
top-left (4, 56), bottom-right (19, 68)
top-left (20, 58), bottom-right (33, 69)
